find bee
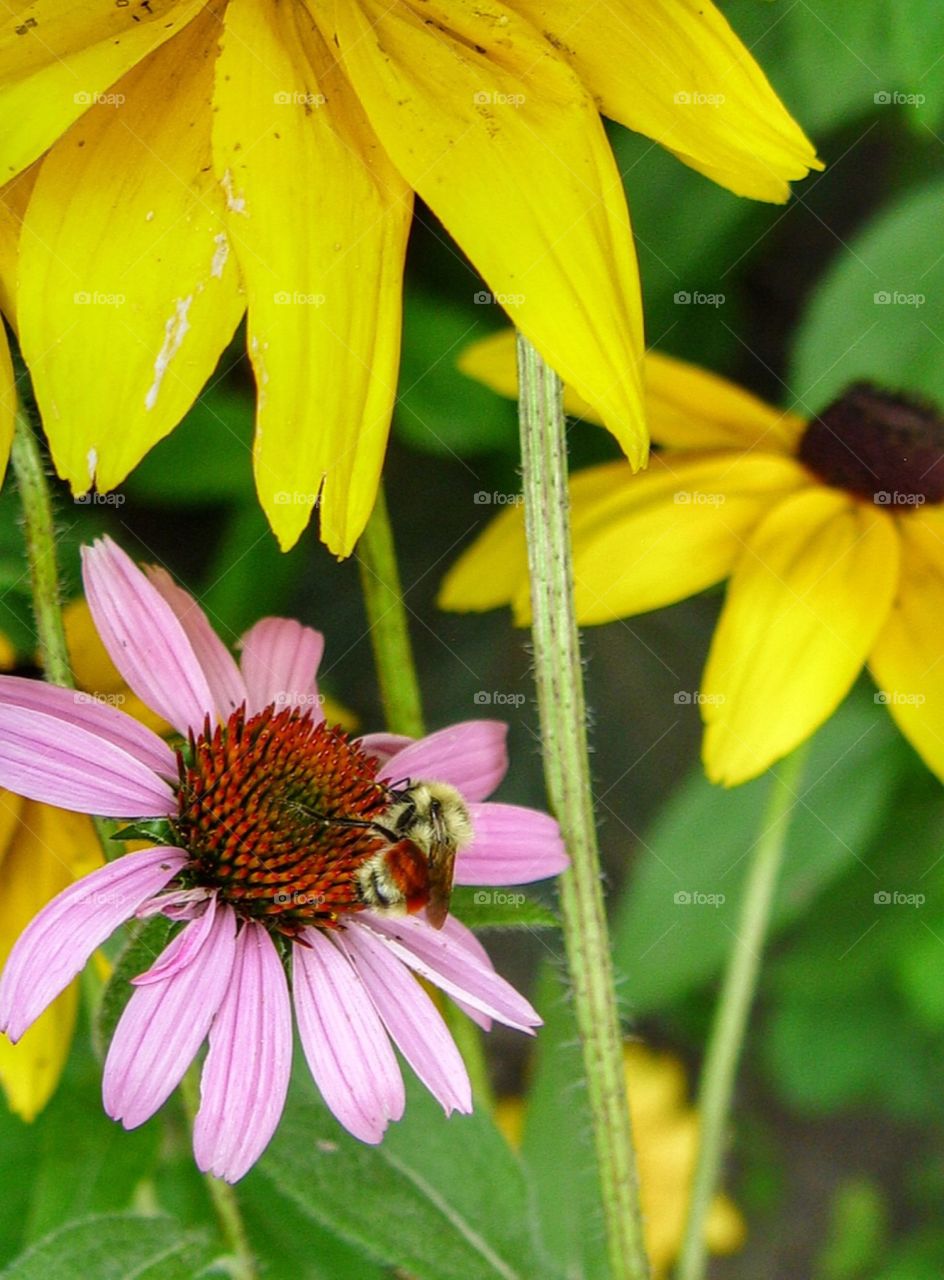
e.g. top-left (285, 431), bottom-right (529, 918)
top-left (356, 781), bottom-right (473, 929)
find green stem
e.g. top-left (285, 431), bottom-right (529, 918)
top-left (675, 745), bottom-right (808, 1280)
top-left (356, 481), bottom-right (494, 1109)
top-left (179, 1068), bottom-right (258, 1280)
top-left (356, 482), bottom-right (424, 740)
top-left (517, 334), bottom-right (650, 1280)
top-left (10, 406), bottom-right (73, 687)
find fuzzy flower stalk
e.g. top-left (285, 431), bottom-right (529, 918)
top-left (0, 538), bottom-right (566, 1181)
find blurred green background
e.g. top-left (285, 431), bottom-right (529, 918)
top-left (3, 1), bottom-right (944, 1276)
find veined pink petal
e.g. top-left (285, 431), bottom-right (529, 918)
top-left (458, 803), bottom-right (568, 886)
top-left (146, 567), bottom-right (248, 719)
top-left (437, 916), bottom-right (495, 1030)
top-left (380, 722), bottom-right (509, 802)
top-left (357, 733), bottom-right (414, 769)
top-left (339, 925), bottom-right (472, 1116)
top-left (292, 928), bottom-right (404, 1144)
top-left (359, 915), bottom-right (541, 1034)
top-left (103, 902), bottom-right (237, 1130)
top-left (0, 846), bottom-right (187, 1042)
top-left (0, 674), bottom-right (176, 778)
top-left (238, 619), bottom-right (325, 719)
top-left (0, 704), bottom-right (176, 816)
top-left (132, 896), bottom-right (219, 985)
top-left (82, 538), bottom-right (217, 736)
top-left (194, 922), bottom-right (292, 1182)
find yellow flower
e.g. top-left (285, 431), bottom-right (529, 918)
top-left (1, 1), bottom-right (818, 555)
top-left (441, 334), bottom-right (944, 786)
top-left (496, 1041), bottom-right (745, 1277)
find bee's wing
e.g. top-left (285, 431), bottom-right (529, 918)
top-left (424, 838), bottom-right (458, 930)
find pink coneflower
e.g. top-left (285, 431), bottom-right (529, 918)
top-left (0, 538), bottom-right (566, 1181)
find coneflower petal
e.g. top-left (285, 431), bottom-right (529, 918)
top-left (381, 722), bottom-right (508, 802)
top-left (459, 804), bottom-right (568, 886)
top-left (238, 618), bottom-right (325, 719)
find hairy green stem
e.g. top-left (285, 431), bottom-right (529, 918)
top-left (517, 334), bottom-right (650, 1280)
top-left (179, 1067), bottom-right (258, 1280)
top-left (356, 482), bottom-right (493, 1108)
top-left (676, 746), bottom-right (807, 1280)
top-left (10, 406), bottom-right (73, 687)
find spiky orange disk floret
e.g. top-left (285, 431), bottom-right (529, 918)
top-left (174, 705), bottom-right (391, 934)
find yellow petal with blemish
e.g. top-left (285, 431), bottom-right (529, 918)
top-left (18, 5), bottom-right (244, 497)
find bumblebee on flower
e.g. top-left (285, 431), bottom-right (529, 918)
top-left (0, 538), bottom-right (566, 1181)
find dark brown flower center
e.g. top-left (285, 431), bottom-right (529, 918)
top-left (174, 705), bottom-right (390, 935)
top-left (798, 383), bottom-right (944, 505)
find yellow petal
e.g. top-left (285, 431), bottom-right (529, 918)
top-left (0, 163), bottom-right (37, 323)
top-left (0, 320), bottom-right (14, 486)
top-left (333, 0), bottom-right (647, 469)
top-left (0, 799), bottom-right (103, 1119)
top-left (437, 502), bottom-right (528, 616)
top-left (214, 0), bottom-right (412, 555)
top-left (18, 7), bottom-right (245, 497)
top-left (0, 0), bottom-right (206, 182)
top-left (869, 511), bottom-right (944, 781)
top-left (644, 352), bottom-right (806, 454)
top-left (512, 0), bottom-right (821, 202)
top-left (0, 632), bottom-right (15, 671)
top-left (458, 331), bottom-right (806, 454)
top-left (705, 1193), bottom-right (747, 1257)
top-left (0, 790), bottom-right (25, 873)
top-left (702, 490), bottom-right (900, 785)
top-left (570, 453), bottom-right (811, 623)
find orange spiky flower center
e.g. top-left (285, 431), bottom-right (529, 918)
top-left (173, 705), bottom-right (390, 936)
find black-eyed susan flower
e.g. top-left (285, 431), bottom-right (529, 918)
top-left (0, 538), bottom-right (567, 1179)
top-left (1, 1), bottom-right (818, 554)
top-left (496, 1041), bottom-right (745, 1278)
top-left (440, 334), bottom-right (944, 787)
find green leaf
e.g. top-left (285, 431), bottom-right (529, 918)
top-left (448, 887), bottom-right (559, 930)
top-left (790, 177), bottom-right (944, 410)
top-left (94, 915), bottom-right (175, 1058)
top-left (518, 966), bottom-right (608, 1280)
top-left (612, 688), bottom-right (906, 1013)
top-left (110, 820), bottom-right (176, 846)
top-left (0, 1214), bottom-right (216, 1280)
top-left (255, 1078), bottom-right (554, 1280)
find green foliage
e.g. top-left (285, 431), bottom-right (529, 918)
top-left (0, 1215), bottom-right (216, 1280)
top-left (448, 886), bottom-right (559, 930)
top-left (94, 916), bottom-right (175, 1060)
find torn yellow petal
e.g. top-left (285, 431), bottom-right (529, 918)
top-left (570, 453), bottom-right (811, 623)
top-left (0, 0), bottom-right (206, 182)
top-left (18, 6), bottom-right (244, 497)
top-left (702, 490), bottom-right (900, 786)
top-left (869, 512), bottom-right (944, 782)
top-left (513, 0), bottom-right (821, 202)
top-left (214, 0), bottom-right (412, 555)
top-left (0, 799), bottom-right (103, 1119)
top-left (334, 0), bottom-right (647, 470)
top-left (0, 320), bottom-right (13, 486)
top-left (0, 163), bottom-right (37, 324)
top-left (62, 599), bottom-right (168, 737)
top-left (644, 352), bottom-right (806, 454)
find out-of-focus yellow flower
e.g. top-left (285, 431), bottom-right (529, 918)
top-left (0, 1), bottom-right (818, 555)
top-left (496, 1041), bottom-right (745, 1277)
top-left (442, 334), bottom-right (944, 786)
